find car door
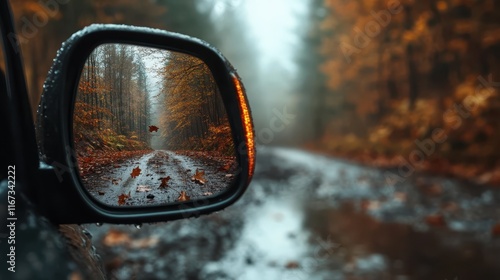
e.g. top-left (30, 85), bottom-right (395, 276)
top-left (0, 2), bottom-right (106, 279)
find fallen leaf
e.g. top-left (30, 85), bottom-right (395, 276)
top-left (148, 125), bottom-right (159, 133)
top-left (393, 192), bottom-right (407, 202)
top-left (492, 224), bottom-right (500, 237)
top-left (425, 214), bottom-right (446, 227)
top-left (130, 167), bottom-right (141, 178)
top-left (441, 202), bottom-right (459, 213)
top-left (361, 199), bottom-right (381, 211)
top-left (130, 236), bottom-right (160, 249)
top-left (191, 169), bottom-right (206, 185)
top-left (118, 192), bottom-right (131, 205)
top-left (105, 257), bottom-right (123, 272)
top-left (177, 191), bottom-right (190, 202)
top-left (159, 176), bottom-right (171, 188)
top-left (285, 261), bottom-right (300, 269)
top-left (136, 185), bottom-right (151, 192)
top-left (103, 229), bottom-right (130, 246)
top-left (218, 164), bottom-right (231, 172)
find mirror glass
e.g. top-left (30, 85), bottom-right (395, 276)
top-left (73, 44), bottom-right (238, 207)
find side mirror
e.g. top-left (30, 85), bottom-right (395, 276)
top-left (36, 25), bottom-right (255, 224)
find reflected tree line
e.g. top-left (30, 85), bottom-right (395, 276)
top-left (157, 52), bottom-right (232, 155)
top-left (74, 45), bottom-right (151, 152)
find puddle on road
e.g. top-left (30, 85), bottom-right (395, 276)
top-left (204, 194), bottom-right (313, 279)
top-left (303, 202), bottom-right (500, 279)
top-left (204, 191), bottom-right (500, 280)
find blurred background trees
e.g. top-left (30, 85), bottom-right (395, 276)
top-left (318, 0), bottom-right (500, 172)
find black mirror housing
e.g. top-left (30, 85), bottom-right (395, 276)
top-left (36, 24), bottom-right (255, 224)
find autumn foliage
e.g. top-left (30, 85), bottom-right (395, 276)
top-left (157, 52), bottom-right (234, 156)
top-left (74, 44), bottom-right (152, 156)
top-left (303, 0), bottom-right (500, 183)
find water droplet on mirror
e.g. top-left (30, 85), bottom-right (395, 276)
top-left (134, 224), bottom-right (142, 229)
top-left (96, 222), bottom-right (103, 227)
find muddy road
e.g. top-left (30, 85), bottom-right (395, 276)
top-left (86, 147), bottom-right (500, 279)
top-left (81, 150), bottom-right (236, 206)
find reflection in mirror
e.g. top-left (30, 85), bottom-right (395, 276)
top-left (73, 44), bottom-right (237, 207)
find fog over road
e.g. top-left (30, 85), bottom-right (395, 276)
top-left (82, 150), bottom-right (235, 206)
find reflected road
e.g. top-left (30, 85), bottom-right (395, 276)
top-left (82, 150), bottom-right (236, 206)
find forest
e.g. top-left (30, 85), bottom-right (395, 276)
top-left (299, 0), bottom-right (500, 183)
top-left (74, 44), bottom-right (151, 154)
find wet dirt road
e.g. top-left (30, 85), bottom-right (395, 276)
top-left (86, 147), bottom-right (500, 280)
top-left (82, 150), bottom-right (235, 206)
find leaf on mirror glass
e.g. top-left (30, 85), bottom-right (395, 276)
top-left (118, 192), bottom-right (131, 205)
top-left (177, 191), bottom-right (190, 202)
top-left (191, 169), bottom-right (206, 185)
top-left (148, 125), bottom-right (159, 133)
top-left (159, 176), bottom-right (171, 188)
top-left (130, 167), bottom-right (141, 178)
top-left (136, 185), bottom-right (151, 192)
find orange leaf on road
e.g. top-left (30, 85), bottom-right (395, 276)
top-left (492, 224), bottom-right (500, 237)
top-left (191, 169), bottom-right (206, 185)
top-left (218, 164), bottom-right (231, 172)
top-left (131, 167), bottom-right (141, 178)
top-left (425, 214), bottom-right (446, 227)
top-left (177, 191), bottom-right (190, 202)
top-left (118, 192), bottom-right (131, 205)
top-left (159, 176), bottom-right (171, 188)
